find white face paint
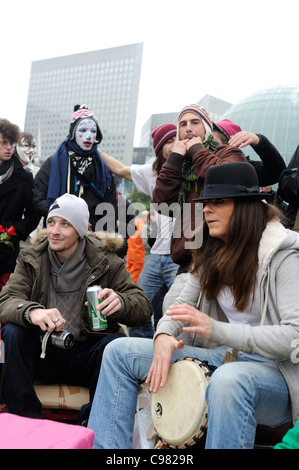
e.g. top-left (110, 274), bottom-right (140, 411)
top-left (75, 119), bottom-right (97, 151)
top-left (16, 137), bottom-right (37, 164)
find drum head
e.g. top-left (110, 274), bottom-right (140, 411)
top-left (151, 358), bottom-right (209, 447)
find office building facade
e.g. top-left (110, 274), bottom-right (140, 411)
top-left (197, 94), bottom-right (233, 122)
top-left (24, 43), bottom-right (143, 166)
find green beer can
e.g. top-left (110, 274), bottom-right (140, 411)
top-left (87, 285), bottom-right (107, 331)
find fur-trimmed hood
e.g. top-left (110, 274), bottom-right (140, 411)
top-left (31, 229), bottom-right (124, 253)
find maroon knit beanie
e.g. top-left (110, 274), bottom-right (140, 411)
top-left (151, 123), bottom-right (177, 156)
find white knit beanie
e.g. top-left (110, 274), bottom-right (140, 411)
top-left (47, 194), bottom-right (89, 238)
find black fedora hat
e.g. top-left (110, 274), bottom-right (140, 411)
top-left (193, 162), bottom-right (272, 202)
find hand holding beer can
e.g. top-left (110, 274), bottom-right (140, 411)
top-left (87, 285), bottom-right (108, 331)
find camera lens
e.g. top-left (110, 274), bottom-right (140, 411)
top-left (50, 330), bottom-right (74, 349)
top-left (64, 333), bottom-right (74, 349)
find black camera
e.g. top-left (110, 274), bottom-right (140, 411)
top-left (50, 329), bottom-right (74, 349)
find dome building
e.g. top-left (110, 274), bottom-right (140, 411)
top-left (223, 85), bottom-right (299, 165)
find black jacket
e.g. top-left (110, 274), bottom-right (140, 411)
top-left (0, 155), bottom-right (40, 273)
top-left (247, 134), bottom-right (286, 186)
top-left (278, 145), bottom-right (299, 229)
top-left (33, 155), bottom-right (118, 231)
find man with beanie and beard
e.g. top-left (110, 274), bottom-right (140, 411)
top-left (33, 105), bottom-right (118, 233)
top-left (0, 193), bottom-right (151, 422)
top-left (152, 104), bottom-right (247, 310)
top-left (100, 124), bottom-right (179, 337)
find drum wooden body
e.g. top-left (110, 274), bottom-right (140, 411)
top-left (151, 357), bottom-right (211, 449)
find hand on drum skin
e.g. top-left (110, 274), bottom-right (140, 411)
top-left (166, 303), bottom-right (212, 341)
top-left (28, 307), bottom-right (65, 332)
top-left (228, 131), bottom-right (260, 149)
top-left (96, 288), bottom-right (122, 316)
top-left (145, 333), bottom-right (184, 394)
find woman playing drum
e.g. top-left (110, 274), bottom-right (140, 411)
top-left (88, 162), bottom-right (299, 449)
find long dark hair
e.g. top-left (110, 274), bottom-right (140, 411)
top-left (152, 148), bottom-right (165, 176)
top-left (191, 199), bottom-right (283, 311)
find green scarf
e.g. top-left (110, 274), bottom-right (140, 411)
top-left (178, 135), bottom-right (216, 207)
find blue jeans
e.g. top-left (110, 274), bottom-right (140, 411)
top-left (88, 337), bottom-right (291, 449)
top-left (0, 323), bottom-right (123, 421)
top-left (129, 254), bottom-right (178, 338)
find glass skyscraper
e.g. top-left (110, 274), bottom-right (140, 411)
top-left (24, 43), bottom-right (143, 166)
top-left (223, 85), bottom-right (299, 165)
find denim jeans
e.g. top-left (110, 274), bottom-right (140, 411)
top-left (129, 254), bottom-right (178, 338)
top-left (88, 337), bottom-right (291, 449)
top-left (0, 323), bottom-right (123, 421)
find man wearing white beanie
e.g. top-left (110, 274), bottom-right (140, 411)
top-left (0, 193), bottom-right (151, 423)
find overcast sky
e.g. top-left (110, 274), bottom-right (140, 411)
top-left (1, 0), bottom-right (298, 145)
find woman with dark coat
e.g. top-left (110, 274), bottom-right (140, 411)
top-left (0, 119), bottom-right (39, 289)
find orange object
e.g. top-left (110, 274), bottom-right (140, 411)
top-left (126, 219), bottom-right (145, 283)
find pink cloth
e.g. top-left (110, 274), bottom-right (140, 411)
top-left (0, 413), bottom-right (95, 449)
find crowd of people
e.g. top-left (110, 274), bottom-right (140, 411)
top-left (0, 101), bottom-right (299, 449)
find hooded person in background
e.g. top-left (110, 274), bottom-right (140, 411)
top-left (14, 132), bottom-right (43, 247)
top-left (33, 104), bottom-right (118, 233)
top-left (0, 193), bottom-right (151, 423)
top-left (14, 132), bottom-right (40, 177)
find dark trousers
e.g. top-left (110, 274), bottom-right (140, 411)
top-left (0, 323), bottom-right (123, 421)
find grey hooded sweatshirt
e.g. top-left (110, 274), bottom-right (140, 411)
top-left (155, 220), bottom-right (299, 425)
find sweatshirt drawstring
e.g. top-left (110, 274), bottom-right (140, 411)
top-left (260, 268), bottom-right (270, 326)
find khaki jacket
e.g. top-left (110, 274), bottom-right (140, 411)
top-left (0, 231), bottom-right (152, 337)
